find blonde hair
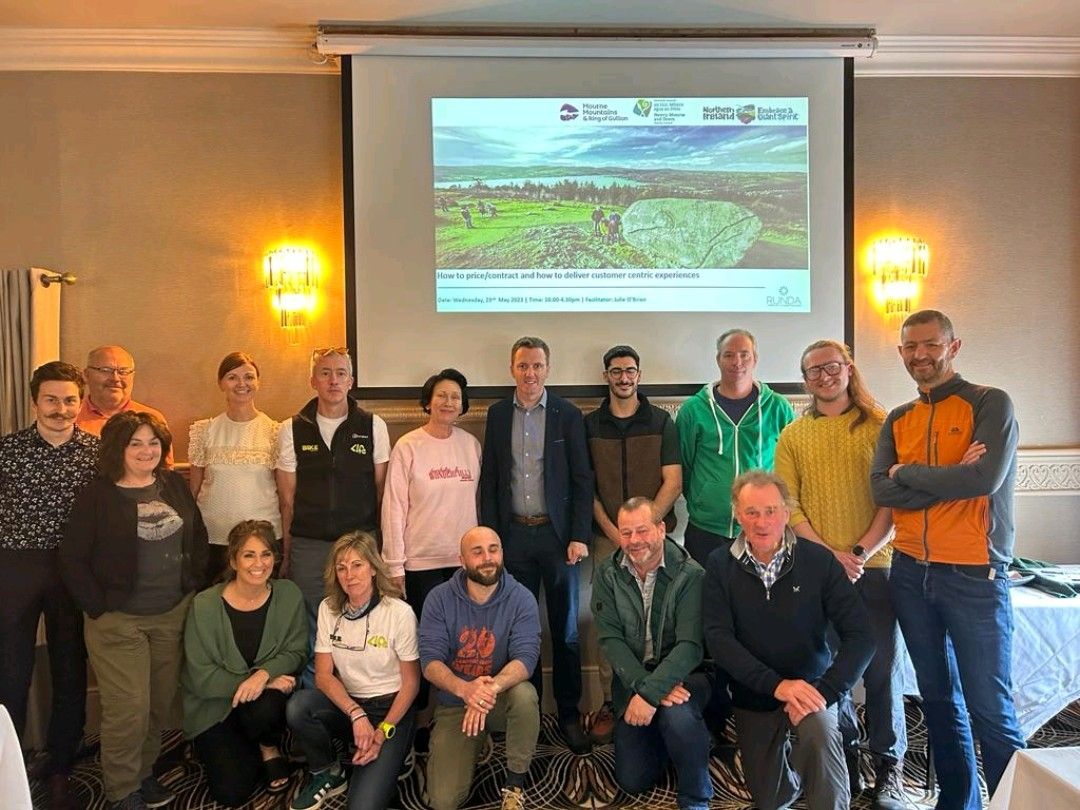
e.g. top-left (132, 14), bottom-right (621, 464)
top-left (800, 339), bottom-right (885, 431)
top-left (322, 531), bottom-right (402, 614)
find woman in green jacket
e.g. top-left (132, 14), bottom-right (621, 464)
top-left (182, 519), bottom-right (307, 806)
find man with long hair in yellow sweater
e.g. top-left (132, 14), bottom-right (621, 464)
top-left (774, 340), bottom-right (904, 810)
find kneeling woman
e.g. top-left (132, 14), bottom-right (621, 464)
top-left (287, 532), bottom-right (419, 810)
top-left (182, 519), bottom-right (307, 806)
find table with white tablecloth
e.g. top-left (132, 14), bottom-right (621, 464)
top-left (988, 747), bottom-right (1080, 810)
top-left (880, 584), bottom-right (1080, 739)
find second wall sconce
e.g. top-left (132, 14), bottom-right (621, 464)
top-left (264, 247), bottom-right (318, 343)
top-left (871, 237), bottom-right (929, 320)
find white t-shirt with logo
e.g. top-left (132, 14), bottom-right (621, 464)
top-left (276, 411), bottom-right (390, 472)
top-left (315, 596), bottom-right (418, 698)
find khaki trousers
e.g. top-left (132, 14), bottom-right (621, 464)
top-left (425, 681), bottom-right (539, 810)
top-left (84, 594), bottom-right (191, 801)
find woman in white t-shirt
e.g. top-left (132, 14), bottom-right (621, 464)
top-left (189, 352), bottom-right (281, 582)
top-left (285, 531), bottom-right (419, 810)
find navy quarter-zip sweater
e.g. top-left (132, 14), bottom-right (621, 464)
top-left (702, 529), bottom-right (874, 713)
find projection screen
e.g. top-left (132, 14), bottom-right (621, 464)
top-left (345, 54), bottom-right (853, 396)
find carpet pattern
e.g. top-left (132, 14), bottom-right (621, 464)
top-left (30, 700), bottom-right (1080, 809)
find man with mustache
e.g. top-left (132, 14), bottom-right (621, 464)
top-left (872, 309), bottom-right (1024, 809)
top-left (0, 362), bottom-right (100, 810)
top-left (420, 527), bottom-right (542, 810)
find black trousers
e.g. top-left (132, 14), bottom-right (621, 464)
top-left (404, 566), bottom-right (457, 712)
top-left (0, 548), bottom-right (87, 773)
top-left (192, 689), bottom-right (289, 807)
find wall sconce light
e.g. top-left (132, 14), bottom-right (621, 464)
top-left (264, 247), bottom-right (318, 343)
top-left (871, 237), bottom-right (929, 319)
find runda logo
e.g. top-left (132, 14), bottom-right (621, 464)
top-left (766, 285), bottom-right (802, 307)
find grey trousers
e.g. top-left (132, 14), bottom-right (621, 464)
top-left (289, 535), bottom-right (335, 687)
top-left (733, 704), bottom-right (849, 810)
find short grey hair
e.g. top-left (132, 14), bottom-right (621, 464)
top-left (731, 470), bottom-right (794, 513)
top-left (716, 328), bottom-right (757, 355)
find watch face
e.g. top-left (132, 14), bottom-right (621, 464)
top-left (380, 722), bottom-right (396, 739)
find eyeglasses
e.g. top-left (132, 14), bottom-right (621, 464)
top-left (802, 361), bottom-right (846, 381)
top-left (88, 366), bottom-right (135, 377)
top-left (311, 346), bottom-right (350, 361)
top-left (329, 611), bottom-right (369, 652)
top-left (605, 367), bottom-right (639, 378)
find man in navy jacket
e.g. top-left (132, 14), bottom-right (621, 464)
top-left (703, 471), bottom-right (874, 810)
top-left (480, 336), bottom-right (594, 753)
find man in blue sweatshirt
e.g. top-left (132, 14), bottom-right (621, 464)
top-left (703, 471), bottom-right (874, 810)
top-left (420, 527), bottom-right (542, 810)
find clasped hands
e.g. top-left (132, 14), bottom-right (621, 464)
top-left (231, 670), bottom-right (296, 708)
top-left (461, 675), bottom-right (501, 736)
top-left (623, 681), bottom-right (693, 726)
top-left (774, 678), bottom-right (826, 727)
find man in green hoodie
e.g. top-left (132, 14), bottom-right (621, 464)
top-left (676, 329), bottom-right (795, 566)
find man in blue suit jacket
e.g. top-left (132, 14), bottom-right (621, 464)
top-left (480, 336), bottom-right (594, 754)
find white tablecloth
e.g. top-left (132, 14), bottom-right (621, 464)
top-left (988, 747), bottom-right (1080, 810)
top-left (892, 585), bottom-right (1080, 739)
top-left (0, 705), bottom-right (33, 810)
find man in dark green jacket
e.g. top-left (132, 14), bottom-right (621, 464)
top-left (591, 497), bottom-right (711, 810)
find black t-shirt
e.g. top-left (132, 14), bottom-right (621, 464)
top-left (223, 593), bottom-right (272, 668)
top-left (713, 385), bottom-right (759, 425)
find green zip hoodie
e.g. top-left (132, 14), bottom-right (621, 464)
top-left (677, 380), bottom-right (794, 537)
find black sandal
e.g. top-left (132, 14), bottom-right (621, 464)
top-left (263, 755), bottom-right (291, 794)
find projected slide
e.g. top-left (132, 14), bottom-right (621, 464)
top-left (432, 97), bottom-right (809, 313)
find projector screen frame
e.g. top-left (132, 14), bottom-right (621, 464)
top-left (342, 55), bottom-right (856, 400)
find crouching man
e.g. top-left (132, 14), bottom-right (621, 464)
top-left (420, 527), bottom-right (542, 810)
top-left (703, 471), bottom-right (874, 810)
top-left (592, 497), bottom-right (712, 810)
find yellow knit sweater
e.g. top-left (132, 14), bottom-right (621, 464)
top-left (774, 408), bottom-right (892, 568)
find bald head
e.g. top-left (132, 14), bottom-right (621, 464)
top-left (459, 526), bottom-right (504, 588)
top-left (84, 345), bottom-right (136, 413)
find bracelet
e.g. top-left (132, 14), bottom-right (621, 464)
top-left (348, 706), bottom-right (367, 721)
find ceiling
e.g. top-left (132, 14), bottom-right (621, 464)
top-left (1, 0), bottom-right (1078, 38)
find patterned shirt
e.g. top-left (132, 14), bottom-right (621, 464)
top-left (0, 425), bottom-right (100, 550)
top-left (743, 547), bottom-right (787, 598)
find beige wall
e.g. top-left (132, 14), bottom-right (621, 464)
top-left (0, 72), bottom-right (346, 459)
top-left (853, 77), bottom-right (1080, 446)
top-left (1, 72), bottom-right (1077, 455)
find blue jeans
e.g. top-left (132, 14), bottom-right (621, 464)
top-left (834, 568), bottom-right (908, 767)
top-left (890, 552), bottom-right (1024, 809)
top-left (614, 672), bottom-right (713, 810)
top-left (286, 688), bottom-right (415, 810)
top-left (503, 522), bottom-right (582, 720)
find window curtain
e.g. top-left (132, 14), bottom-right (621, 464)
top-left (0, 268), bottom-right (62, 434)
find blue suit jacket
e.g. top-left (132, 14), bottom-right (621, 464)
top-left (480, 391), bottom-right (594, 546)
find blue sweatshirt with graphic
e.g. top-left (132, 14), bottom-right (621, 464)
top-left (419, 568), bottom-right (541, 705)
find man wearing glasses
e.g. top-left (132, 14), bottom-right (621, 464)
top-left (76, 344), bottom-right (172, 464)
top-left (583, 345), bottom-right (681, 743)
top-left (872, 310), bottom-right (1023, 808)
top-left (774, 340), bottom-right (905, 809)
top-left (276, 347), bottom-right (390, 682)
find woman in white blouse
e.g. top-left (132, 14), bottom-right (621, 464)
top-left (189, 352), bottom-right (282, 581)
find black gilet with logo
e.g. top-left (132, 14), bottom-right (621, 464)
top-left (290, 396), bottom-right (376, 541)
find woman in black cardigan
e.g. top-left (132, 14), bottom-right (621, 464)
top-left (62, 411), bottom-right (208, 810)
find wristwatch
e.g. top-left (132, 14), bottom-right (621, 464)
top-left (378, 720), bottom-right (396, 740)
top-left (851, 544), bottom-right (867, 559)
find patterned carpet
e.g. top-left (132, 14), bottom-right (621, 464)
top-left (29, 700), bottom-right (1080, 809)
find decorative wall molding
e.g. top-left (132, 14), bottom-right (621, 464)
top-left (0, 27), bottom-right (336, 74)
top-left (0, 28), bottom-right (1077, 77)
top-left (1015, 448), bottom-right (1080, 494)
top-left (862, 36), bottom-right (1080, 78)
top-left (374, 397), bottom-right (1079, 495)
